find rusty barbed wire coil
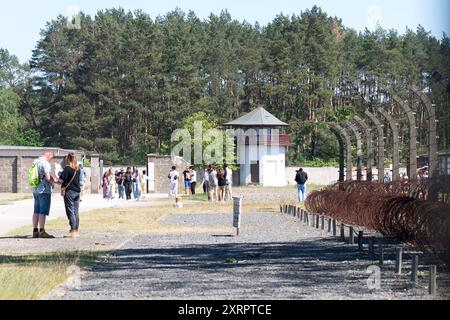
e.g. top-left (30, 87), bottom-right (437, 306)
top-left (305, 176), bottom-right (450, 265)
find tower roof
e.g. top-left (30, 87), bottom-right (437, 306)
top-left (223, 107), bottom-right (288, 126)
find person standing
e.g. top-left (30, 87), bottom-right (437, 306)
top-left (107, 169), bottom-right (116, 200)
top-left (116, 169), bottom-right (125, 199)
top-left (182, 167), bottom-right (192, 195)
top-left (133, 170), bottom-right (142, 201)
top-left (141, 170), bottom-right (148, 195)
top-left (295, 168), bottom-right (308, 202)
top-left (383, 171), bottom-right (392, 183)
top-left (203, 167), bottom-right (210, 200)
top-left (124, 167), bottom-right (133, 200)
top-left (208, 166), bottom-right (218, 203)
top-left (217, 167), bottom-right (227, 203)
top-left (190, 166), bottom-right (197, 195)
top-left (224, 164), bottom-right (233, 201)
top-left (168, 166), bottom-right (179, 197)
top-left (31, 151), bottom-right (56, 239)
top-left (54, 153), bottom-right (81, 238)
top-left (101, 172), bottom-right (109, 199)
top-left (78, 161), bottom-right (86, 202)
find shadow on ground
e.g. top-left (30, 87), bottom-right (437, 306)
top-left (60, 236), bottom-right (450, 300)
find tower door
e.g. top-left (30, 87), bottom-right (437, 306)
top-left (251, 161), bottom-right (260, 184)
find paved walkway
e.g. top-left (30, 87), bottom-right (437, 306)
top-left (0, 193), bottom-right (167, 237)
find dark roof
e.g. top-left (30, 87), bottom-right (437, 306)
top-left (223, 107), bottom-right (288, 126)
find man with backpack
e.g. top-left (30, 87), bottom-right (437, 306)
top-left (295, 168), bottom-right (308, 202)
top-left (30, 151), bottom-right (56, 238)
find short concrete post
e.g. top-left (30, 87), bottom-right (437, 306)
top-left (358, 231), bottom-right (363, 251)
top-left (429, 265), bottom-right (437, 296)
top-left (321, 216), bottom-right (325, 230)
top-left (328, 219), bottom-right (332, 233)
top-left (340, 223), bottom-right (345, 241)
top-left (378, 240), bottom-right (384, 265)
top-left (333, 220), bottom-right (337, 236)
top-left (348, 227), bottom-right (354, 245)
top-left (411, 255), bottom-right (419, 283)
top-left (316, 215), bottom-right (320, 229)
top-left (300, 209), bottom-right (304, 221)
top-left (368, 238), bottom-right (374, 258)
top-left (395, 248), bottom-right (403, 274)
top-left (90, 154), bottom-right (100, 194)
top-left (280, 205), bottom-right (283, 213)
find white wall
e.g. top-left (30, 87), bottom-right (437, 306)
top-left (260, 154), bottom-right (286, 186)
top-left (285, 167), bottom-right (408, 186)
top-left (238, 144), bottom-right (287, 186)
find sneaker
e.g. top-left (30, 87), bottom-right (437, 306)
top-left (38, 230), bottom-right (55, 239)
top-left (32, 231), bottom-right (39, 239)
top-left (64, 231), bottom-right (79, 238)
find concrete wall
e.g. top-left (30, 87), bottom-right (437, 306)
top-left (147, 154), bottom-right (189, 194)
top-left (0, 147), bottom-right (84, 193)
top-left (285, 166), bottom-right (408, 186)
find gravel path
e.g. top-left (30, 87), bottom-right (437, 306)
top-left (57, 211), bottom-right (450, 300)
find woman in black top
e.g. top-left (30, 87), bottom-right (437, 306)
top-left (55, 152), bottom-right (81, 238)
top-left (124, 167), bottom-right (133, 200)
top-left (217, 168), bottom-right (227, 203)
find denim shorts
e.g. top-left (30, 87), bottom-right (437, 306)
top-left (185, 181), bottom-right (191, 189)
top-left (33, 193), bottom-right (51, 216)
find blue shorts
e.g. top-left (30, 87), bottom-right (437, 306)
top-left (33, 193), bottom-right (51, 216)
top-left (185, 181), bottom-right (191, 189)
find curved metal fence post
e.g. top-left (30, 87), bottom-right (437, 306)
top-left (330, 126), bottom-right (345, 182)
top-left (345, 120), bottom-right (363, 180)
top-left (410, 86), bottom-right (437, 177)
top-left (391, 94), bottom-right (417, 179)
top-left (353, 115), bottom-right (373, 181)
top-left (333, 124), bottom-right (353, 181)
top-left (377, 107), bottom-right (400, 181)
top-left (365, 110), bottom-right (385, 183)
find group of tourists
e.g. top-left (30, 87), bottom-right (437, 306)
top-left (31, 151), bottom-right (85, 239)
top-left (102, 167), bottom-right (148, 201)
top-left (168, 164), bottom-right (233, 203)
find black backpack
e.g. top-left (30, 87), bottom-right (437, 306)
top-left (295, 172), bottom-right (307, 184)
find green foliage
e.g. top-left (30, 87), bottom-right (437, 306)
top-left (14, 129), bottom-right (44, 147)
top-left (0, 6), bottom-right (447, 166)
top-left (0, 88), bottom-right (22, 144)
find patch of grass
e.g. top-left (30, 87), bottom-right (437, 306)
top-left (0, 251), bottom-right (99, 300)
top-left (0, 194), bottom-right (32, 205)
top-left (1, 195), bottom-right (287, 300)
top-left (225, 258), bottom-right (239, 263)
top-left (8, 199), bottom-right (174, 237)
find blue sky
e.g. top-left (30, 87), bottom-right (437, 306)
top-left (1, 0), bottom-right (449, 63)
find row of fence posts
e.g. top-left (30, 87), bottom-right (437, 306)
top-left (281, 204), bottom-right (438, 297)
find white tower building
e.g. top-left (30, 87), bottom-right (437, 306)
top-left (224, 107), bottom-right (290, 186)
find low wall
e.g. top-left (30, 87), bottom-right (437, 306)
top-left (285, 167), bottom-right (408, 186)
top-left (0, 146), bottom-right (84, 193)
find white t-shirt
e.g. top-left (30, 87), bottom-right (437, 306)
top-left (169, 170), bottom-right (179, 183)
top-left (191, 170), bottom-right (197, 183)
top-left (226, 168), bottom-right (233, 185)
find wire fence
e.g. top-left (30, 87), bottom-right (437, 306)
top-left (305, 176), bottom-right (450, 265)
